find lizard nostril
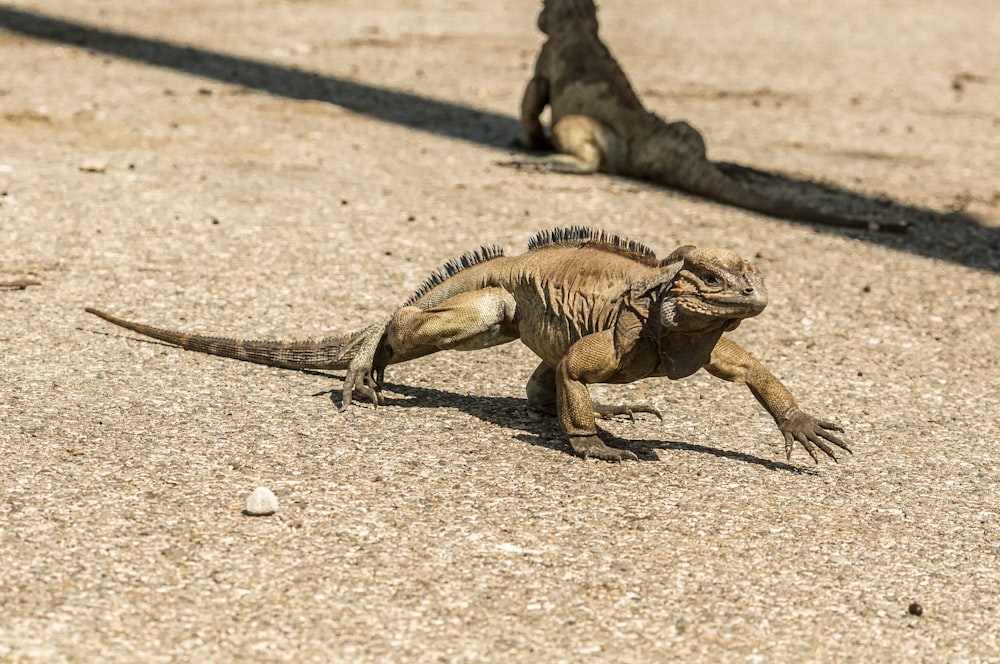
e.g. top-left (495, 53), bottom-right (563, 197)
top-left (743, 286), bottom-right (754, 294)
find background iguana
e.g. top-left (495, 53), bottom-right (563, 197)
top-left (513, 0), bottom-right (907, 233)
top-left (86, 227), bottom-right (849, 463)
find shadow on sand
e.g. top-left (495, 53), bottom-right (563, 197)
top-left (324, 379), bottom-right (820, 474)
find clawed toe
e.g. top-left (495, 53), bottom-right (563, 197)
top-left (339, 367), bottom-right (385, 411)
top-left (594, 403), bottom-right (663, 422)
top-left (568, 435), bottom-right (638, 462)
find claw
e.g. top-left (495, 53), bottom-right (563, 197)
top-left (816, 419), bottom-right (845, 433)
top-left (797, 433), bottom-right (820, 464)
top-left (819, 426), bottom-right (852, 456)
top-left (636, 405), bottom-right (664, 421)
top-left (496, 159), bottom-right (535, 171)
top-left (365, 371), bottom-right (386, 406)
top-left (808, 434), bottom-right (838, 462)
top-left (338, 368), bottom-right (361, 411)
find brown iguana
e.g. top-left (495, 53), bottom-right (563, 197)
top-left (86, 227), bottom-right (849, 463)
top-left (511, 0), bottom-right (907, 233)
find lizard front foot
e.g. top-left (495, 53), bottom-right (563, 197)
top-left (779, 410), bottom-right (851, 463)
top-left (568, 435), bottom-right (638, 462)
top-left (594, 403), bottom-right (663, 422)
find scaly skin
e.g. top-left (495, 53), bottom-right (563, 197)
top-left (512, 0), bottom-right (908, 233)
top-left (87, 226), bottom-right (850, 463)
top-left (84, 307), bottom-right (356, 371)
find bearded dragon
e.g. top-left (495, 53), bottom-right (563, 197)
top-left (512, 0), bottom-right (907, 233)
top-left (86, 227), bottom-right (849, 463)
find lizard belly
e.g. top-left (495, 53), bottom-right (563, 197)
top-left (452, 329), bottom-right (519, 351)
top-left (518, 319), bottom-right (579, 368)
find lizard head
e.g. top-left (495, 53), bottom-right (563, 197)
top-left (538, 0), bottom-right (599, 36)
top-left (655, 246), bottom-right (768, 331)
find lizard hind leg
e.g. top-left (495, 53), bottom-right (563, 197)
top-left (386, 287), bottom-right (519, 356)
top-left (526, 361), bottom-right (559, 415)
top-left (338, 319), bottom-right (391, 411)
top-left (500, 114), bottom-right (626, 175)
top-left (550, 114), bottom-right (627, 173)
top-left (340, 288), bottom-right (519, 411)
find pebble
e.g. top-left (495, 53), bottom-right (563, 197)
top-left (79, 159), bottom-right (108, 173)
top-left (244, 486), bottom-right (278, 516)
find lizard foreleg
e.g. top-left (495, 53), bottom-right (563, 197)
top-left (704, 337), bottom-right (851, 463)
top-left (520, 75), bottom-right (551, 150)
top-left (555, 331), bottom-right (639, 461)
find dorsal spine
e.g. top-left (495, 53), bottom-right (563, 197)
top-left (527, 226), bottom-right (658, 264)
top-left (403, 244), bottom-right (506, 306)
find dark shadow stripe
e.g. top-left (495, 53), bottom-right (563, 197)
top-left (0, 5), bottom-right (521, 147)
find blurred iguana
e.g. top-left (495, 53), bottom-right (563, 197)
top-left (87, 227), bottom-right (849, 463)
top-left (512, 0), bottom-right (907, 233)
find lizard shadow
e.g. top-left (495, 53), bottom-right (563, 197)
top-left (83, 324), bottom-right (818, 474)
top-left (713, 162), bottom-right (1000, 273)
top-left (318, 380), bottom-right (818, 474)
top-left (2, 5), bottom-right (997, 272)
top-left (512, 148), bottom-right (1000, 272)
top-left (0, 4), bottom-right (520, 148)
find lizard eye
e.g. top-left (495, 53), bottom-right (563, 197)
top-left (700, 273), bottom-right (721, 286)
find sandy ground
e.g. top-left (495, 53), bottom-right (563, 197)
top-left (1, 1), bottom-right (999, 661)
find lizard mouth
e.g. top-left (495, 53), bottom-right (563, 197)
top-left (710, 292), bottom-right (767, 313)
top-left (677, 298), bottom-right (766, 323)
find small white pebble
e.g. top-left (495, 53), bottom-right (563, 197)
top-left (79, 159), bottom-right (108, 173)
top-left (244, 486), bottom-right (278, 516)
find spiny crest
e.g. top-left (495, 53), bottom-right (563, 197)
top-left (527, 226), bottom-right (659, 265)
top-left (403, 244), bottom-right (506, 306)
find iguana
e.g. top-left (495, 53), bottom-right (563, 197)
top-left (86, 226), bottom-right (849, 463)
top-left (511, 0), bottom-right (907, 233)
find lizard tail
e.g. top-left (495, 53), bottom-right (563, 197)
top-left (687, 161), bottom-right (909, 233)
top-left (85, 307), bottom-right (355, 371)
